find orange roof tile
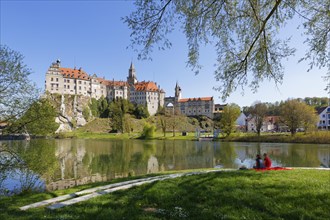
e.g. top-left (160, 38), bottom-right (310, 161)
top-left (178, 97), bottom-right (213, 103)
top-left (134, 81), bottom-right (159, 92)
top-left (105, 80), bottom-right (128, 87)
top-left (59, 67), bottom-right (90, 80)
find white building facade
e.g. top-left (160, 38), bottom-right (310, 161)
top-left (317, 106), bottom-right (330, 129)
top-left (164, 82), bottom-right (215, 119)
top-left (45, 60), bottom-right (165, 116)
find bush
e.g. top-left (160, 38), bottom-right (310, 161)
top-left (140, 123), bottom-right (156, 139)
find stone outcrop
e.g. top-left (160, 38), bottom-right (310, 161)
top-left (46, 93), bottom-right (91, 133)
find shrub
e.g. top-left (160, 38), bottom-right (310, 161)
top-left (140, 123), bottom-right (156, 139)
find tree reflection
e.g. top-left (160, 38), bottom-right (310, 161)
top-left (214, 142), bottom-right (237, 168)
top-left (2, 139), bottom-right (328, 194)
top-left (0, 140), bottom-right (58, 195)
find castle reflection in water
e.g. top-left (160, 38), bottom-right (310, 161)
top-left (45, 139), bottom-right (329, 191)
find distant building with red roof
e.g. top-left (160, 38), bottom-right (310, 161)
top-left (164, 82), bottom-right (217, 119)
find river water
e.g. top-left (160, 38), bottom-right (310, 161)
top-left (1, 139), bottom-right (329, 193)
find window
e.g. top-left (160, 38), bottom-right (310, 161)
top-left (51, 78), bottom-right (53, 81)
top-left (56, 78), bottom-right (59, 82)
top-left (64, 85), bottom-right (66, 89)
top-left (79, 86), bottom-right (81, 90)
top-left (323, 114), bottom-right (325, 118)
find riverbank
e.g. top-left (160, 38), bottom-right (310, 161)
top-left (1, 169), bottom-right (329, 219)
top-left (53, 130), bottom-right (330, 144)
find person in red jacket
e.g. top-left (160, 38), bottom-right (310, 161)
top-left (263, 153), bottom-right (272, 168)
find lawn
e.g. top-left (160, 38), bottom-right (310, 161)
top-left (1, 169), bottom-right (329, 219)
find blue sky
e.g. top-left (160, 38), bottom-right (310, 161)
top-left (1, 0), bottom-right (328, 107)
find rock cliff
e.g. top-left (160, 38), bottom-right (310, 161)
top-left (46, 93), bottom-right (91, 133)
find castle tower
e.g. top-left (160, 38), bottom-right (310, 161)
top-left (127, 62), bottom-right (137, 85)
top-left (175, 81), bottom-right (182, 101)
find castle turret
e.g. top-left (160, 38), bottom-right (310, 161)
top-left (175, 81), bottom-right (182, 101)
top-left (127, 62), bottom-right (137, 85)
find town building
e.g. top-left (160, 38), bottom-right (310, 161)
top-left (317, 106), bottom-right (330, 129)
top-left (164, 82), bottom-right (216, 119)
top-left (246, 116), bottom-right (280, 132)
top-left (45, 60), bottom-right (165, 115)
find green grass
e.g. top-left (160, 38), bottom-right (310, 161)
top-left (1, 169), bottom-right (329, 219)
top-left (223, 131), bottom-right (330, 144)
top-left (53, 117), bottom-right (330, 143)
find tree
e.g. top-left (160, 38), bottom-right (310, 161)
top-left (166, 108), bottom-right (182, 137)
top-left (219, 103), bottom-right (241, 137)
top-left (7, 98), bottom-right (59, 136)
top-left (124, 0), bottom-right (329, 100)
top-left (0, 45), bottom-right (39, 124)
top-left (159, 115), bottom-right (167, 137)
top-left (89, 98), bottom-right (99, 117)
top-left (280, 99), bottom-right (318, 135)
top-left (109, 101), bottom-right (124, 132)
top-left (133, 104), bottom-right (150, 119)
top-left (301, 105), bottom-right (319, 133)
top-left (250, 102), bottom-right (268, 136)
top-left (108, 99), bottom-right (134, 132)
top-left (98, 96), bottom-right (109, 118)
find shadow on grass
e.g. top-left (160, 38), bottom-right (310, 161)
top-left (2, 170), bottom-right (329, 219)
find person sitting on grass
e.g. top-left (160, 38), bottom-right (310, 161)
top-left (263, 153), bottom-right (272, 168)
top-left (253, 154), bottom-right (264, 169)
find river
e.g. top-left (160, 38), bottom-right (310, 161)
top-left (1, 139), bottom-right (329, 194)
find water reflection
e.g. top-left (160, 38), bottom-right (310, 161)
top-left (1, 139), bottom-right (329, 193)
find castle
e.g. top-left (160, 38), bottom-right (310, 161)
top-left (45, 60), bottom-right (165, 115)
top-left (45, 60), bottom-right (223, 118)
